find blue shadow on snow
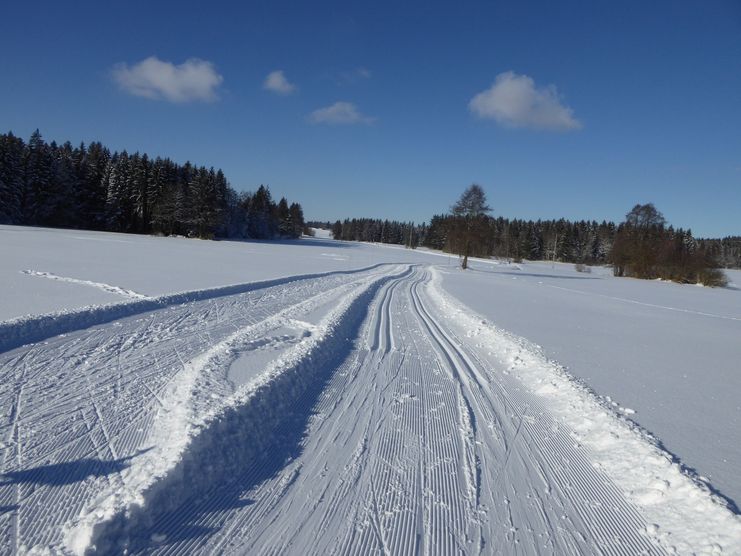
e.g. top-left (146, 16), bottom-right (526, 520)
top-left (0, 449), bottom-right (152, 487)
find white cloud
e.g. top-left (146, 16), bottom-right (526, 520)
top-left (112, 56), bottom-right (223, 102)
top-left (263, 70), bottom-right (296, 95)
top-left (469, 71), bottom-right (581, 131)
top-left (308, 101), bottom-right (375, 125)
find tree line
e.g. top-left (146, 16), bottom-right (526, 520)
top-left (316, 213), bottom-right (740, 273)
top-left (697, 236), bottom-right (741, 270)
top-left (319, 186), bottom-right (737, 285)
top-left (312, 213), bottom-right (617, 265)
top-left (315, 215), bottom-right (619, 264)
top-left (0, 130), bottom-right (305, 240)
top-left (425, 214), bottom-right (619, 263)
top-left (313, 218), bottom-right (422, 248)
top-left (610, 203), bottom-right (727, 286)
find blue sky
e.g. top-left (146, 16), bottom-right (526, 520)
top-left (1, 0), bottom-right (740, 236)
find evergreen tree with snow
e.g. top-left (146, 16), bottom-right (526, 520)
top-left (275, 197), bottom-right (292, 237)
top-left (247, 185), bottom-right (276, 239)
top-left (289, 202), bottom-right (305, 238)
top-left (0, 132), bottom-right (24, 224)
top-left (23, 129), bottom-right (55, 225)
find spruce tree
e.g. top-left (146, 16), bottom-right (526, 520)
top-left (275, 197), bottom-right (292, 237)
top-left (289, 202), bottom-right (305, 238)
top-left (0, 132), bottom-right (24, 224)
top-left (23, 129), bottom-right (54, 225)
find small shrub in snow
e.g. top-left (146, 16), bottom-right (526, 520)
top-left (697, 267), bottom-right (728, 287)
top-left (574, 263), bottom-right (591, 273)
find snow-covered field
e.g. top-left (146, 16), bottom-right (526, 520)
top-left (440, 259), bottom-right (741, 507)
top-left (1, 225), bottom-right (740, 554)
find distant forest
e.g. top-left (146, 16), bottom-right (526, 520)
top-left (2, 130), bottom-right (737, 273)
top-left (310, 216), bottom-right (741, 270)
top-left (0, 130), bottom-right (305, 240)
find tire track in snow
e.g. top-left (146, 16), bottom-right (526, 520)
top-left (546, 283), bottom-right (741, 322)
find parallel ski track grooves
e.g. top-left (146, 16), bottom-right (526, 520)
top-left (446, 331), bottom-right (659, 555)
top-left (86, 266), bottom-right (415, 555)
top-left (122, 273), bottom-right (416, 555)
top-left (202, 276), bottom-right (411, 556)
top-left (0, 265), bottom-right (404, 553)
top-left (415, 270), bottom-right (663, 555)
top-left (118, 265), bottom-right (665, 556)
top-left (1, 265), bottom-right (671, 554)
top-left (408, 272), bottom-right (487, 553)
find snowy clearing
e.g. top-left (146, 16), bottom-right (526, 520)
top-left (1, 225), bottom-right (740, 554)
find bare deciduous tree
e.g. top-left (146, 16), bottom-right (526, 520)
top-left (450, 184), bottom-right (491, 269)
top-left (611, 203), bottom-right (727, 286)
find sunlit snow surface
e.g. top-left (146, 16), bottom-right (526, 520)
top-left (0, 224), bottom-right (739, 554)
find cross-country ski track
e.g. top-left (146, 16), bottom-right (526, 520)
top-left (0, 264), bottom-right (739, 555)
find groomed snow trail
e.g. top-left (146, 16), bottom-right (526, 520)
top-left (1, 265), bottom-right (739, 555)
top-left (0, 264), bottom-right (406, 554)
